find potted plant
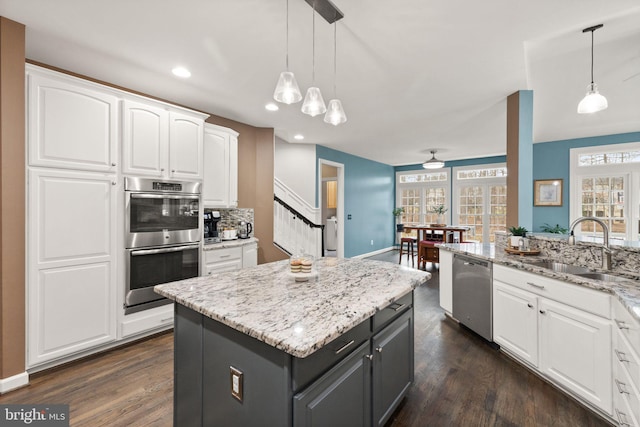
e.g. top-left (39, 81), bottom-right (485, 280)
top-left (508, 226), bottom-right (528, 248)
top-left (540, 223), bottom-right (568, 234)
top-left (393, 207), bottom-right (405, 232)
top-left (429, 205), bottom-right (448, 226)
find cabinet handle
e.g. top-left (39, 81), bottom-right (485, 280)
top-left (539, 310), bottom-right (546, 315)
top-left (615, 349), bottom-right (630, 363)
top-left (615, 408), bottom-right (632, 426)
top-left (208, 271), bottom-right (212, 275)
top-left (527, 303), bottom-right (533, 308)
top-left (615, 379), bottom-right (630, 395)
top-left (161, 168), bottom-right (165, 172)
top-left (160, 317), bottom-right (173, 323)
top-left (615, 319), bottom-right (630, 330)
top-left (365, 354), bottom-right (373, 361)
top-left (387, 303), bottom-right (406, 312)
top-left (172, 169), bottom-right (176, 173)
top-left (527, 282), bottom-right (545, 289)
top-left (334, 339), bottom-right (355, 355)
top-left (376, 346), bottom-right (383, 353)
top-left (111, 162), bottom-right (116, 167)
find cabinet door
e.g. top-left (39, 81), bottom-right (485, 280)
top-left (539, 298), bottom-right (612, 414)
top-left (372, 309), bottom-right (413, 427)
top-left (203, 127), bottom-right (230, 207)
top-left (28, 169), bottom-right (117, 367)
top-left (122, 99), bottom-right (168, 177)
top-left (493, 281), bottom-right (538, 367)
top-left (242, 243), bottom-right (258, 268)
top-left (228, 133), bottom-right (238, 207)
top-left (28, 71), bottom-right (118, 172)
top-left (294, 341), bottom-right (371, 427)
top-left (169, 111), bottom-right (203, 179)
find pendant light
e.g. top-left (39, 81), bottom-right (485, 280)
top-left (422, 150), bottom-right (445, 169)
top-left (577, 24), bottom-right (608, 114)
top-left (301, 1), bottom-right (327, 117)
top-left (273, 0), bottom-right (302, 104)
top-left (324, 22), bottom-right (347, 126)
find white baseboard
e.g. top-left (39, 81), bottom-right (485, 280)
top-left (0, 371), bottom-right (29, 394)
top-left (351, 246), bottom-right (396, 259)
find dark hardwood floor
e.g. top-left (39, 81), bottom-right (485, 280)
top-left (0, 251), bottom-right (611, 426)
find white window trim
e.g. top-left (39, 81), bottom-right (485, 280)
top-left (396, 169), bottom-right (451, 224)
top-left (570, 141), bottom-right (640, 241)
top-left (452, 163), bottom-right (507, 243)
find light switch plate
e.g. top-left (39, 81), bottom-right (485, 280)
top-left (230, 366), bottom-right (243, 402)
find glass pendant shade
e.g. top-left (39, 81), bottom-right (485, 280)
top-left (324, 99), bottom-right (347, 125)
top-left (301, 87), bottom-right (326, 117)
top-left (273, 71), bottom-right (302, 104)
top-left (577, 83), bottom-right (608, 114)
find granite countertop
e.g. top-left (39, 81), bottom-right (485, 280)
top-left (203, 237), bottom-right (258, 250)
top-left (439, 243), bottom-right (640, 322)
top-left (155, 257), bottom-right (430, 358)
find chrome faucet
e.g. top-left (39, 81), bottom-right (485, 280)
top-left (568, 216), bottom-right (612, 270)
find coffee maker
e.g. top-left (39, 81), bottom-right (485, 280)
top-left (203, 211), bottom-right (221, 243)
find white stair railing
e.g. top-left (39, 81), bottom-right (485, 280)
top-left (273, 178), bottom-right (323, 258)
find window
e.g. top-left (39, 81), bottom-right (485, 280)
top-left (570, 142), bottom-right (640, 241)
top-left (396, 170), bottom-right (449, 227)
top-left (453, 165), bottom-right (507, 243)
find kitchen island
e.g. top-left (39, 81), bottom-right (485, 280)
top-left (155, 257), bottom-right (430, 427)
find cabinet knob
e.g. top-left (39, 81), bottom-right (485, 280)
top-left (365, 354), bottom-right (373, 361)
top-left (112, 181), bottom-right (116, 185)
top-left (172, 169), bottom-right (176, 173)
top-left (376, 347), bottom-right (383, 353)
top-left (111, 162), bottom-right (116, 167)
top-left (161, 168), bottom-right (165, 172)
top-left (527, 303), bottom-right (533, 308)
top-left (539, 310), bottom-right (546, 314)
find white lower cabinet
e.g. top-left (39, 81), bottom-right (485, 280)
top-left (492, 265), bottom-right (612, 416)
top-left (612, 298), bottom-right (640, 426)
top-left (438, 250), bottom-right (453, 314)
top-left (120, 304), bottom-right (174, 339)
top-left (242, 242), bottom-right (258, 268)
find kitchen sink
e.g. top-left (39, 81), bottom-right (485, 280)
top-left (526, 260), bottom-right (591, 275)
top-left (574, 272), bottom-right (632, 283)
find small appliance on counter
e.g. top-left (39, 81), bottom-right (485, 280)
top-left (238, 221), bottom-right (253, 239)
top-left (204, 211), bottom-right (221, 244)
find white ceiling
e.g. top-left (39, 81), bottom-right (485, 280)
top-left (1, 0), bottom-right (639, 166)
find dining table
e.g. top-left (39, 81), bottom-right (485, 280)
top-left (402, 225), bottom-right (471, 268)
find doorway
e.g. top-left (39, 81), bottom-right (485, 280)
top-left (318, 159), bottom-right (344, 258)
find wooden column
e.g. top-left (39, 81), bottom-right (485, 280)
top-left (506, 91), bottom-right (533, 230)
top-left (0, 16), bottom-right (27, 391)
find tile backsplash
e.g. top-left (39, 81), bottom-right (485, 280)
top-left (206, 208), bottom-right (254, 235)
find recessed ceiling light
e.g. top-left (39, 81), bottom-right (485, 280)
top-left (294, 134), bottom-right (304, 140)
top-left (171, 67), bottom-right (191, 78)
top-left (265, 103), bottom-right (279, 111)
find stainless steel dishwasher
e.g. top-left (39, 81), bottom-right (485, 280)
top-left (452, 254), bottom-right (493, 342)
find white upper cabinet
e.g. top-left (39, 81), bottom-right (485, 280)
top-left (203, 123), bottom-right (239, 207)
top-left (122, 100), bottom-right (205, 180)
top-left (121, 99), bottom-right (168, 177)
top-left (27, 68), bottom-right (118, 172)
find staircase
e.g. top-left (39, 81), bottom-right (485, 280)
top-left (273, 178), bottom-right (324, 258)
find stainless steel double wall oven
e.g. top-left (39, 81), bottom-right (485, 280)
top-left (124, 177), bottom-right (201, 314)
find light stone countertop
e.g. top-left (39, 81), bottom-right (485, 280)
top-left (439, 243), bottom-right (640, 322)
top-left (202, 237), bottom-right (258, 250)
top-left (155, 257), bottom-right (430, 358)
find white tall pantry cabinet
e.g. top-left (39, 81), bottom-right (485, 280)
top-left (27, 67), bottom-right (120, 367)
top-left (26, 64), bottom-right (208, 369)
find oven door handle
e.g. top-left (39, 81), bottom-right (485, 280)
top-left (130, 193), bottom-right (200, 200)
top-left (131, 245), bottom-right (199, 256)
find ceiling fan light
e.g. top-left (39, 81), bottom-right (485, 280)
top-left (301, 87), bottom-right (326, 116)
top-left (422, 151), bottom-right (445, 169)
top-left (274, 71), bottom-right (302, 104)
top-left (577, 83), bottom-right (608, 114)
top-left (324, 99), bottom-right (347, 125)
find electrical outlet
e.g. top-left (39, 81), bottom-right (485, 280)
top-left (230, 366), bottom-right (243, 402)
top-left (370, 240), bottom-right (374, 245)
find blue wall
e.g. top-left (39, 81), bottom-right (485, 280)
top-left (532, 131), bottom-right (640, 231)
top-left (316, 145), bottom-right (396, 257)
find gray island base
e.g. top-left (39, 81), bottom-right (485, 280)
top-left (155, 257), bottom-right (430, 427)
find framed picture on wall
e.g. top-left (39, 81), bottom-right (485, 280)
top-left (534, 179), bottom-right (563, 206)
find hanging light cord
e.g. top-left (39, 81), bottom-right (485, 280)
top-left (285, 0), bottom-right (289, 70)
top-left (333, 22), bottom-right (337, 97)
top-left (311, 0), bottom-right (316, 83)
top-left (589, 29), bottom-right (594, 85)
